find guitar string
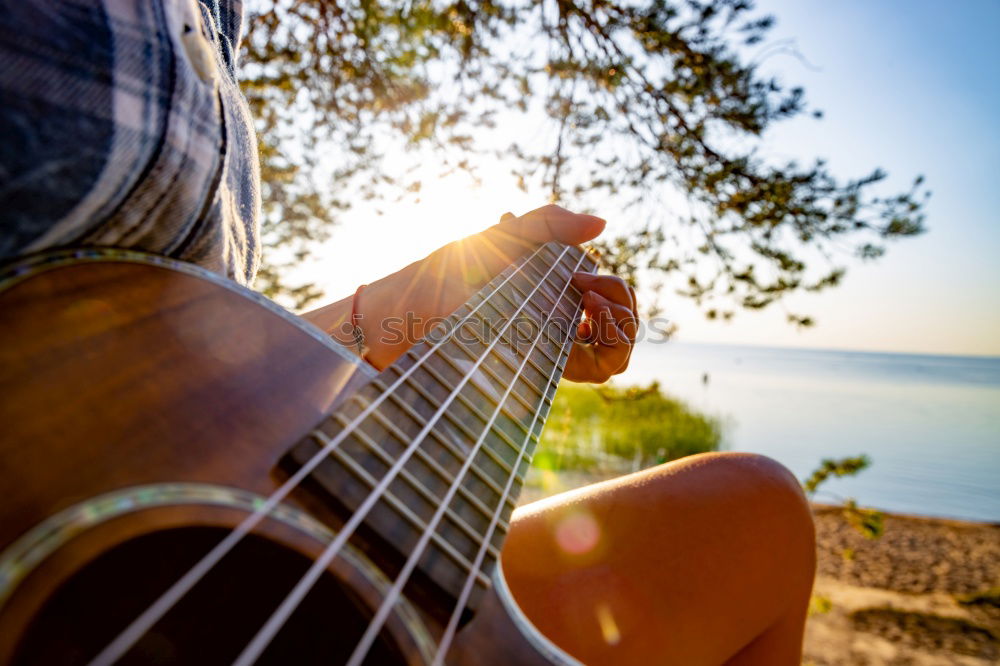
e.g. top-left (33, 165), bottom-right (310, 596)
top-left (432, 299), bottom-right (584, 663)
top-left (230, 245), bottom-right (576, 666)
top-left (342, 251), bottom-right (588, 665)
top-left (88, 243), bottom-right (552, 666)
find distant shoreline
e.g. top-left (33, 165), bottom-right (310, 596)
top-left (632, 338), bottom-right (1000, 362)
top-left (812, 501), bottom-right (1000, 529)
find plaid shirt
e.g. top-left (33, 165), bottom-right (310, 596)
top-left (0, 0), bottom-right (260, 286)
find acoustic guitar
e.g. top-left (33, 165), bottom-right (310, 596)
top-left (0, 241), bottom-right (597, 664)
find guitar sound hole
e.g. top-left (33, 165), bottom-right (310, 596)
top-left (13, 527), bottom-right (408, 665)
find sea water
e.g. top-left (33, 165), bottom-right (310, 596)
top-left (615, 342), bottom-right (1000, 522)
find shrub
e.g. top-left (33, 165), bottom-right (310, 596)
top-left (535, 381), bottom-right (722, 473)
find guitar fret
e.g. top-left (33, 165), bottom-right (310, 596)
top-left (370, 378), bottom-right (519, 510)
top-left (331, 413), bottom-right (503, 561)
top-left (539, 350), bottom-right (570, 415)
top-left (457, 294), bottom-right (577, 410)
top-left (545, 247), bottom-right (589, 298)
top-left (441, 335), bottom-right (537, 413)
top-left (554, 242), bottom-right (599, 279)
top-left (514, 252), bottom-right (579, 317)
top-left (367, 378), bottom-right (519, 506)
top-left (538, 242), bottom-right (575, 275)
top-left (401, 350), bottom-right (529, 455)
top-left (519, 262), bottom-right (578, 320)
top-left (349, 395), bottom-right (511, 533)
top-left (544, 244), bottom-right (591, 284)
top-left (449, 333), bottom-right (540, 411)
top-left (529, 355), bottom-right (567, 424)
top-left (496, 276), bottom-right (576, 329)
top-left (542, 351), bottom-right (570, 409)
top-left (469, 290), bottom-right (563, 369)
top-left (316, 434), bottom-right (491, 589)
top-left (389, 361), bottom-right (526, 477)
top-left (386, 365), bottom-right (527, 504)
top-left (515, 324), bottom-right (571, 447)
top-left (535, 253), bottom-right (576, 290)
top-left (461, 306), bottom-right (560, 383)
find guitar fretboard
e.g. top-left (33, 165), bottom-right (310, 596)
top-left (283, 242), bottom-right (597, 619)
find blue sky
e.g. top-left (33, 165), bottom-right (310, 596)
top-left (725, 0), bottom-right (1000, 356)
top-left (304, 0), bottom-right (1000, 357)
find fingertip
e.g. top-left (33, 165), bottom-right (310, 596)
top-left (588, 215), bottom-right (607, 236)
top-left (548, 212), bottom-right (606, 244)
top-left (569, 214), bottom-right (605, 243)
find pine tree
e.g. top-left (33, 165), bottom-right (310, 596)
top-left (240, 0), bottom-right (927, 320)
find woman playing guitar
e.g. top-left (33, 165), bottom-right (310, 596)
top-left (0, 1), bottom-right (814, 663)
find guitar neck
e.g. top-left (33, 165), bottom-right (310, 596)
top-left (282, 242), bottom-right (597, 620)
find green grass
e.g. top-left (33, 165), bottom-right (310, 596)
top-left (534, 381), bottom-right (723, 475)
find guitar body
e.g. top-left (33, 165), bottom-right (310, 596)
top-left (0, 250), bottom-right (581, 664)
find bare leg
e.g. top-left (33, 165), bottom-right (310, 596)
top-left (501, 452), bottom-right (816, 665)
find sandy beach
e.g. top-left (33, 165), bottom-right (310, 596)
top-left (806, 505), bottom-right (999, 665)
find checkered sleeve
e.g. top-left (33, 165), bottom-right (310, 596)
top-left (0, 0), bottom-right (261, 286)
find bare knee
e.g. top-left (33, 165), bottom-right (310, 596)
top-left (520, 450), bottom-right (816, 564)
top-left (651, 452), bottom-right (817, 586)
top-left (688, 452), bottom-right (814, 537)
top-left (681, 450), bottom-right (802, 486)
top-left (687, 454), bottom-right (816, 663)
top-left (504, 452), bottom-right (816, 665)
top-left (699, 452), bottom-right (816, 585)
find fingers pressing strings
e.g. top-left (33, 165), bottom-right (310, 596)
top-left (585, 291), bottom-right (637, 346)
top-left (573, 273), bottom-right (639, 343)
top-left (585, 291), bottom-right (633, 376)
top-left (572, 282), bottom-right (638, 382)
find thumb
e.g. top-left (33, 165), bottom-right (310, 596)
top-left (495, 204), bottom-right (606, 246)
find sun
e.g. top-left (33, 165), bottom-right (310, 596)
top-left (299, 159), bottom-right (543, 306)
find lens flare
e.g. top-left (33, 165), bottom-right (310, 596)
top-left (554, 510), bottom-right (600, 555)
top-left (596, 603), bottom-right (621, 646)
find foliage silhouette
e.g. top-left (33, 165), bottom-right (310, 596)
top-left (239, 0), bottom-right (928, 317)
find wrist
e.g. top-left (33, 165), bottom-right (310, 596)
top-left (350, 273), bottom-right (410, 370)
top-left (300, 298), bottom-right (355, 347)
